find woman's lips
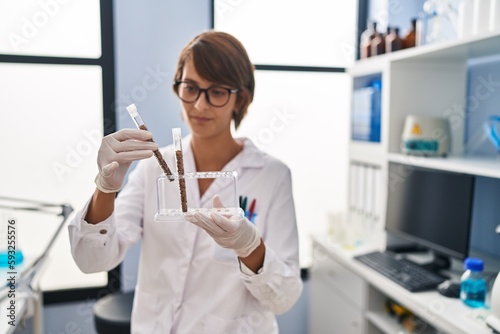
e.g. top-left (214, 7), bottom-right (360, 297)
top-left (190, 115), bottom-right (212, 122)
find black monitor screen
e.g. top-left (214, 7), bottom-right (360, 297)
top-left (386, 162), bottom-right (475, 260)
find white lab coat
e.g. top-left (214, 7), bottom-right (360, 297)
top-left (68, 136), bottom-right (302, 334)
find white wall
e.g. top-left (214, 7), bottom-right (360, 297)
top-left (113, 0), bottom-right (212, 291)
top-left (13, 1), bottom-right (211, 333)
top-left (113, 0), bottom-right (211, 145)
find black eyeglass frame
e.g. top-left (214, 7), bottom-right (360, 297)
top-left (173, 80), bottom-right (239, 107)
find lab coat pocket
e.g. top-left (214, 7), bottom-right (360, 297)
top-left (213, 244), bottom-right (239, 264)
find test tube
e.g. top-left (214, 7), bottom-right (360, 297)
top-left (172, 128), bottom-right (188, 212)
top-left (126, 104), bottom-right (173, 178)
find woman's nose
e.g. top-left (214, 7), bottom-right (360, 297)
top-left (194, 90), bottom-right (210, 110)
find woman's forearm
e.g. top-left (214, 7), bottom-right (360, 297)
top-left (240, 238), bottom-right (266, 273)
top-left (85, 188), bottom-right (116, 224)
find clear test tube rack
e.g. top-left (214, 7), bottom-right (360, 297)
top-left (155, 171), bottom-right (244, 222)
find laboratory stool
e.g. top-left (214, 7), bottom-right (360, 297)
top-left (93, 290), bottom-right (134, 334)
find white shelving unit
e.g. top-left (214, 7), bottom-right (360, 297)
top-left (348, 31), bottom-right (500, 230)
top-left (349, 30), bottom-right (500, 163)
top-left (319, 27), bottom-right (500, 334)
top-left (388, 153), bottom-right (500, 179)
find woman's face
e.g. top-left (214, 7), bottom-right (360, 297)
top-left (179, 58), bottom-right (239, 139)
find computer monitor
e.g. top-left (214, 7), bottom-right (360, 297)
top-left (385, 162), bottom-right (475, 267)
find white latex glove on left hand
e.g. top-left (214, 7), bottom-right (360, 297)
top-left (184, 195), bottom-right (261, 258)
top-left (95, 129), bottom-right (157, 193)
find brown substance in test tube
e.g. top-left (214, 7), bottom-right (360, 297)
top-left (139, 125), bottom-right (173, 177)
top-left (176, 150), bottom-right (188, 212)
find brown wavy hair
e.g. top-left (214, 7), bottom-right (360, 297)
top-left (173, 31), bottom-right (255, 129)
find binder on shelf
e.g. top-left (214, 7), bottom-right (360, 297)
top-left (349, 163), bottom-right (357, 211)
top-left (352, 79), bottom-right (382, 143)
top-left (356, 164), bottom-right (365, 215)
top-left (365, 166), bottom-right (374, 219)
top-left (348, 162), bottom-right (383, 226)
top-left (373, 167), bottom-right (383, 222)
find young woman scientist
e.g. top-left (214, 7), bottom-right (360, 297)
top-left (69, 31), bottom-right (302, 333)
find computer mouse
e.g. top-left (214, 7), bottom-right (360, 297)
top-left (437, 280), bottom-right (461, 298)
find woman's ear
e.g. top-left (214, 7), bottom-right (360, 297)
top-left (233, 89), bottom-right (250, 129)
top-left (235, 90), bottom-right (247, 111)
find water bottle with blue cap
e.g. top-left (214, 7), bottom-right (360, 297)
top-left (460, 257), bottom-right (487, 308)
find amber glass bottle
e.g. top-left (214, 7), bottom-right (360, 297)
top-left (403, 19), bottom-right (417, 49)
top-left (385, 27), bottom-right (403, 53)
top-left (383, 26), bottom-right (391, 50)
top-left (360, 21), bottom-right (378, 59)
top-left (371, 27), bottom-right (385, 56)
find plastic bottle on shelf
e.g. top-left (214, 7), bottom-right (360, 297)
top-left (460, 257), bottom-right (487, 308)
top-left (360, 21), bottom-right (378, 59)
top-left (385, 27), bottom-right (403, 53)
top-left (424, 0), bottom-right (458, 44)
top-left (403, 18), bottom-right (417, 49)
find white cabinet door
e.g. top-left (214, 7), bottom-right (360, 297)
top-left (309, 242), bottom-right (365, 334)
top-left (309, 274), bottom-right (364, 334)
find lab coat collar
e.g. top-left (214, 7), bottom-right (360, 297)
top-left (179, 135), bottom-right (264, 205)
top-left (180, 134), bottom-right (266, 172)
top-left (233, 137), bottom-right (266, 169)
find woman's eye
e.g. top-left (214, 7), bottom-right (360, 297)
top-left (182, 84), bottom-right (198, 93)
top-left (211, 88), bottom-right (226, 96)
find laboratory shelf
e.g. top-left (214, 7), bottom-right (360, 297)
top-left (348, 56), bottom-right (387, 77)
top-left (387, 153), bottom-right (500, 179)
top-left (366, 311), bottom-right (401, 334)
top-left (350, 31), bottom-right (500, 71)
top-left (349, 141), bottom-right (386, 166)
top-left (389, 31), bottom-right (500, 63)
top-left (366, 311), bottom-right (436, 334)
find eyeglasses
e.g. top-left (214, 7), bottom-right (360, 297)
top-left (174, 81), bottom-right (239, 107)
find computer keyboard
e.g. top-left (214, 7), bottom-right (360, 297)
top-left (354, 251), bottom-right (446, 292)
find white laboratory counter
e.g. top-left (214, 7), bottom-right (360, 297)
top-left (309, 234), bottom-right (494, 334)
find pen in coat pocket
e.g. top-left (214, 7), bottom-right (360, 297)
top-left (248, 199), bottom-right (256, 221)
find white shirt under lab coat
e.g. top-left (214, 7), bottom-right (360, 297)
top-left (69, 136), bottom-right (302, 334)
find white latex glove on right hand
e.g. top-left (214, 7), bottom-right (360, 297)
top-left (95, 129), bottom-right (158, 193)
top-left (184, 195), bottom-right (261, 258)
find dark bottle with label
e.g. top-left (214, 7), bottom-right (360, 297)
top-left (385, 27), bottom-right (403, 53)
top-left (371, 30), bottom-right (385, 56)
top-left (360, 21), bottom-right (378, 59)
top-left (403, 18), bottom-right (417, 49)
top-left (383, 26), bottom-right (391, 52)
